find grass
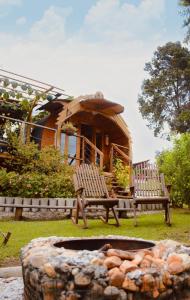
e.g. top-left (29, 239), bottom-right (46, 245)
top-left (0, 208), bottom-right (189, 265)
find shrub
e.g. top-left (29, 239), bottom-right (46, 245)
top-left (0, 169), bottom-right (74, 198)
top-left (157, 133), bottom-right (190, 208)
top-left (0, 134), bottom-right (74, 197)
top-left (113, 158), bottom-right (130, 189)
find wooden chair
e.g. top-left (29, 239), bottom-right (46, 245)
top-left (130, 162), bottom-right (171, 226)
top-left (73, 164), bottom-right (120, 228)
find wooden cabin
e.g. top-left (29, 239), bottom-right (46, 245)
top-left (34, 92), bottom-right (132, 172)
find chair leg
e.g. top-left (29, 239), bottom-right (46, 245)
top-left (111, 207), bottom-right (120, 227)
top-left (105, 207), bottom-right (109, 223)
top-left (75, 201), bottom-right (79, 224)
top-left (166, 203), bottom-right (171, 226)
top-left (78, 198), bottom-right (88, 229)
top-left (134, 204), bottom-right (137, 226)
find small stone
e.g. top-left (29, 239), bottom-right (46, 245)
top-left (104, 256), bottom-right (122, 269)
top-left (140, 258), bottom-right (151, 268)
top-left (132, 252), bottom-right (145, 265)
top-left (66, 281), bottom-right (75, 291)
top-left (29, 270), bottom-right (39, 287)
top-left (28, 254), bottom-right (48, 268)
top-left (144, 254), bottom-right (154, 262)
top-left (66, 292), bottom-right (80, 300)
top-left (152, 243), bottom-right (166, 259)
top-left (91, 258), bottom-right (104, 266)
top-left (119, 289), bottom-right (128, 300)
top-left (155, 276), bottom-right (166, 293)
top-left (167, 254), bottom-right (184, 275)
top-left (97, 278), bottom-right (107, 287)
top-left (141, 274), bottom-right (155, 292)
top-left (122, 276), bottom-right (139, 291)
top-left (151, 258), bottom-right (165, 270)
top-left (43, 263), bottom-right (57, 278)
top-left (159, 289), bottom-right (173, 300)
top-left (106, 249), bottom-right (134, 260)
top-left (104, 286), bottom-right (120, 299)
top-left (74, 273), bottom-right (91, 288)
top-left (72, 268), bottom-right (79, 276)
top-left (127, 269), bottom-right (143, 280)
top-left (120, 260), bottom-right (138, 273)
top-left (178, 253), bottom-right (190, 271)
top-left (153, 288), bottom-right (159, 299)
top-left (44, 292), bottom-right (55, 300)
top-left (167, 253), bottom-right (183, 265)
top-left (94, 265), bottom-right (107, 278)
top-left (91, 282), bottom-right (104, 297)
top-left (108, 267), bottom-right (125, 287)
top-left (41, 280), bottom-right (55, 292)
top-left (168, 262), bottom-right (184, 275)
top-left (56, 280), bottom-right (65, 289)
top-left (162, 271), bottom-right (172, 286)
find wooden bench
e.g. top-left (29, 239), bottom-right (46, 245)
top-left (0, 198), bottom-right (75, 220)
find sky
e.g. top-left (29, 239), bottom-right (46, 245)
top-left (0, 0), bottom-right (186, 162)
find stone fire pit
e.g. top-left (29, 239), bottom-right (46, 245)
top-left (21, 236), bottom-right (190, 300)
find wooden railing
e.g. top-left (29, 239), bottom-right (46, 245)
top-left (109, 143), bottom-right (130, 172)
top-left (65, 134), bottom-right (104, 169)
top-left (81, 136), bottom-right (104, 169)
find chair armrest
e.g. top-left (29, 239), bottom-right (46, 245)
top-left (75, 187), bottom-right (84, 196)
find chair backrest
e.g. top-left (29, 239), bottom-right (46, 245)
top-left (133, 162), bottom-right (167, 197)
top-left (74, 164), bottom-right (109, 198)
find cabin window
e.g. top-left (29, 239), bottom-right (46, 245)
top-left (60, 133), bottom-right (65, 154)
top-left (68, 135), bottom-right (77, 165)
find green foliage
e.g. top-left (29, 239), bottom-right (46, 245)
top-left (0, 170), bottom-right (74, 198)
top-left (138, 42), bottom-right (190, 136)
top-left (32, 111), bottom-right (49, 123)
top-left (180, 0), bottom-right (190, 42)
top-left (61, 122), bottom-right (77, 134)
top-left (157, 133), bottom-right (190, 207)
top-left (1, 134), bottom-right (74, 198)
top-left (114, 158), bottom-right (130, 189)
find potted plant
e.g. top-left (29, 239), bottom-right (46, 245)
top-left (61, 122), bottom-right (77, 135)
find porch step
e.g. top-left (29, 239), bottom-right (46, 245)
top-left (116, 195), bottom-right (132, 199)
top-left (117, 190), bottom-right (129, 195)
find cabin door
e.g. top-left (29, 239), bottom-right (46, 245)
top-left (80, 125), bottom-right (103, 164)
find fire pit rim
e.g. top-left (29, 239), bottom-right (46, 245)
top-left (53, 237), bottom-right (155, 252)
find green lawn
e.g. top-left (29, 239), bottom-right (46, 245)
top-left (0, 209), bottom-right (189, 265)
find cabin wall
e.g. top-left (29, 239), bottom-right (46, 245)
top-left (38, 108), bottom-right (132, 171)
top-left (40, 115), bottom-right (57, 148)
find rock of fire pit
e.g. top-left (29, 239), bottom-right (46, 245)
top-left (104, 256), bottom-right (122, 269)
top-left (108, 267), bottom-right (125, 287)
top-left (20, 236), bottom-right (190, 300)
top-left (74, 273), bottom-right (91, 288)
top-left (104, 285), bottom-right (120, 299)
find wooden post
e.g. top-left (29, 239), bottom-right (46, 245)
top-left (15, 207), bottom-right (23, 221)
top-left (56, 126), bottom-right (62, 149)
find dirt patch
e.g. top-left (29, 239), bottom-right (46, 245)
top-left (0, 257), bottom-right (20, 268)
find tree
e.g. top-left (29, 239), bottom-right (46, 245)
top-left (156, 133), bottom-right (190, 208)
top-left (138, 42), bottom-right (190, 137)
top-left (179, 0), bottom-right (190, 42)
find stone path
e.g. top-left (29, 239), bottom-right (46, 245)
top-left (0, 277), bottom-right (23, 300)
top-left (0, 266), bottom-right (22, 278)
top-left (0, 266), bottom-right (23, 300)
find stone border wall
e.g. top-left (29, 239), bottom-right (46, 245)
top-left (0, 197), bottom-right (163, 213)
